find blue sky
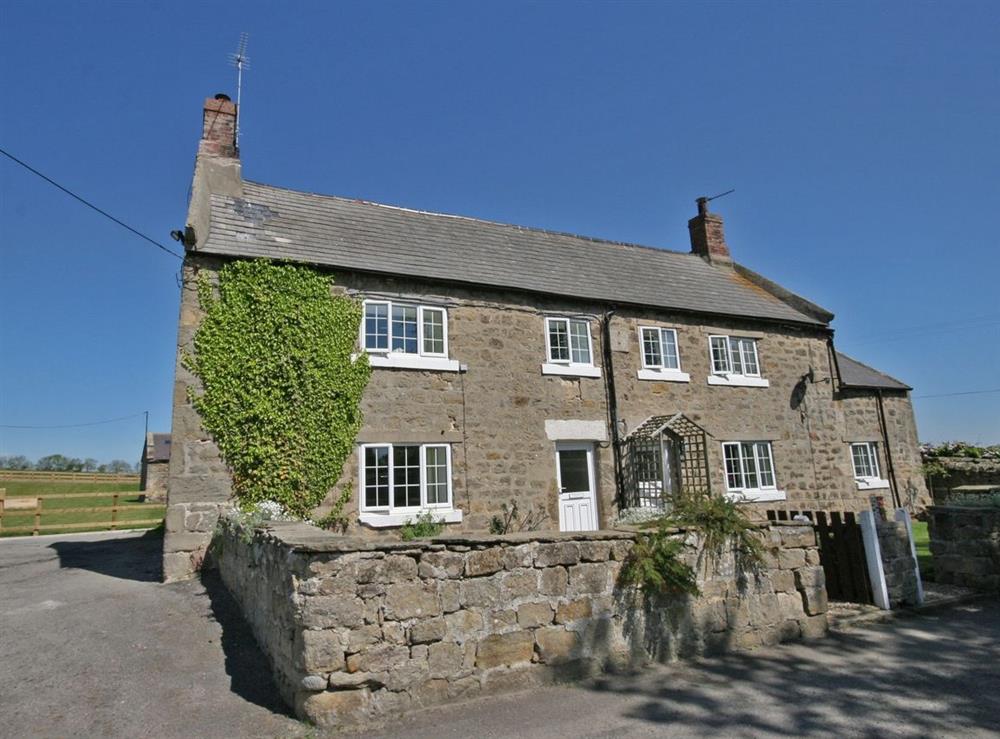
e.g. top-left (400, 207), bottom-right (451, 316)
top-left (1, 0), bottom-right (998, 463)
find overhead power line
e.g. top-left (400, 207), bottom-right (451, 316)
top-left (0, 411), bottom-right (148, 430)
top-left (914, 388), bottom-right (1000, 400)
top-left (0, 147), bottom-right (182, 260)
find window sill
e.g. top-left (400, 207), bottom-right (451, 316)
top-left (725, 489), bottom-right (787, 503)
top-left (637, 368), bottom-right (690, 383)
top-left (856, 478), bottom-right (890, 491)
top-left (359, 509), bottom-right (463, 528)
top-left (542, 363), bottom-right (602, 378)
top-left (367, 354), bottom-right (461, 372)
top-left (707, 374), bottom-right (770, 388)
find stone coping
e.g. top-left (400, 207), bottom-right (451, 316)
top-left (927, 505), bottom-right (1000, 512)
top-left (245, 518), bottom-right (815, 555)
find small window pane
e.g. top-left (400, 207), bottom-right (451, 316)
top-left (740, 442), bottom-right (759, 489)
top-left (729, 337), bottom-right (744, 375)
top-left (642, 328), bottom-right (662, 367)
top-left (548, 319), bottom-right (570, 362)
top-left (660, 329), bottom-right (679, 370)
top-left (558, 449), bottom-right (590, 493)
top-left (723, 443), bottom-right (743, 490)
top-left (755, 443), bottom-right (775, 488)
top-left (710, 337), bottom-right (731, 373)
top-left (852, 443), bottom-right (877, 479)
top-left (364, 303), bottom-right (388, 351)
top-left (425, 446), bottom-right (449, 505)
top-left (741, 339), bottom-right (759, 375)
top-left (422, 308), bottom-right (445, 355)
top-left (569, 320), bottom-right (591, 364)
top-left (393, 445), bottom-right (421, 507)
top-left (391, 306), bottom-right (418, 354)
top-left (364, 446), bottom-right (390, 508)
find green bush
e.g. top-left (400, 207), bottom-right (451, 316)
top-left (620, 522), bottom-right (699, 595)
top-left (185, 259), bottom-right (370, 518)
top-left (400, 511), bottom-right (444, 541)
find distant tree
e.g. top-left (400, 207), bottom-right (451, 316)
top-left (36, 454), bottom-right (71, 471)
top-left (67, 458), bottom-right (84, 472)
top-left (82, 458), bottom-right (100, 472)
top-left (97, 463), bottom-right (109, 473)
top-left (0, 454), bottom-right (33, 470)
top-left (106, 459), bottom-right (135, 474)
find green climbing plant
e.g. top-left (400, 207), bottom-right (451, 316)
top-left (185, 259), bottom-right (370, 518)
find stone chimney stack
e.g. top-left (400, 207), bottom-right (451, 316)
top-left (688, 196), bottom-right (731, 264)
top-left (182, 93), bottom-right (243, 252)
top-left (199, 93), bottom-right (238, 158)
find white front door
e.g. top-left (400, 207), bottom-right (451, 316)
top-left (556, 443), bottom-right (598, 532)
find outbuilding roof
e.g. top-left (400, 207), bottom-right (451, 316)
top-left (197, 181), bottom-right (831, 327)
top-left (836, 352), bottom-right (911, 391)
top-left (146, 433), bottom-right (172, 463)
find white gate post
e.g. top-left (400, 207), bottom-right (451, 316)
top-left (860, 510), bottom-right (891, 610)
top-left (894, 508), bottom-right (925, 605)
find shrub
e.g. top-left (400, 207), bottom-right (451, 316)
top-left (185, 259), bottom-right (370, 519)
top-left (400, 511), bottom-right (444, 541)
top-left (620, 522), bottom-right (699, 596)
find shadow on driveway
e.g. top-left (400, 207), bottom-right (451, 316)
top-left (200, 567), bottom-right (296, 718)
top-left (48, 528), bottom-right (164, 582)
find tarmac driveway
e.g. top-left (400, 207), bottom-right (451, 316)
top-left (1, 530), bottom-right (998, 739)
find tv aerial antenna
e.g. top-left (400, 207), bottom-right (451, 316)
top-left (229, 32), bottom-right (250, 148)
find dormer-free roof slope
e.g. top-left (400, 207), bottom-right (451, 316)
top-left (197, 181), bottom-right (831, 327)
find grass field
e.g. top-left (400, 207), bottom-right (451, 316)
top-left (911, 519), bottom-right (934, 581)
top-left (0, 477), bottom-right (164, 537)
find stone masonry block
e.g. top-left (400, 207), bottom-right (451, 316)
top-left (384, 582), bottom-right (441, 621)
top-left (429, 641), bottom-right (465, 678)
top-left (295, 688), bottom-right (371, 728)
top-left (410, 617), bottom-right (447, 645)
top-left (555, 599), bottom-right (593, 624)
top-left (445, 609), bottom-right (484, 641)
top-left (517, 602), bottom-right (554, 628)
top-left (476, 631), bottom-right (535, 669)
top-left (539, 567), bottom-right (568, 596)
top-left (578, 541), bottom-right (613, 562)
top-left (501, 569), bottom-right (539, 599)
top-left (778, 548), bottom-right (807, 570)
top-left (535, 626), bottom-right (581, 664)
top-left (568, 563), bottom-right (611, 596)
top-left (503, 544), bottom-right (535, 570)
top-left (301, 596), bottom-right (367, 629)
top-left (418, 551), bottom-right (465, 579)
top-left (466, 548), bottom-right (505, 577)
top-left (300, 629), bottom-right (346, 673)
top-left (459, 578), bottom-right (500, 608)
top-left (535, 542), bottom-right (580, 567)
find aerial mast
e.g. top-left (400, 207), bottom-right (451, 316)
top-left (229, 33), bottom-right (250, 149)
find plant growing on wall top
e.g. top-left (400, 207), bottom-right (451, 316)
top-left (185, 259), bottom-right (370, 518)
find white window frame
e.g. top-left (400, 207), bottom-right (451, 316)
top-left (850, 442), bottom-right (890, 490)
top-left (637, 326), bottom-right (690, 382)
top-left (357, 443), bottom-right (463, 527)
top-left (722, 441), bottom-right (786, 502)
top-left (542, 317), bottom-right (601, 378)
top-left (706, 335), bottom-right (769, 387)
top-left (360, 299), bottom-right (459, 372)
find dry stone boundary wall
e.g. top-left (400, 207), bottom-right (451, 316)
top-left (928, 506), bottom-right (1000, 592)
top-left (216, 520), bottom-right (829, 729)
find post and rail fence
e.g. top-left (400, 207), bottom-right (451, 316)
top-left (0, 470), bottom-right (140, 483)
top-left (0, 487), bottom-right (164, 537)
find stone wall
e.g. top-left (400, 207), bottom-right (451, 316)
top-left (140, 461), bottom-right (168, 503)
top-left (928, 506), bottom-right (1000, 592)
top-left (926, 457), bottom-right (1000, 503)
top-left (216, 520), bottom-right (828, 729)
top-left (876, 520), bottom-right (920, 607)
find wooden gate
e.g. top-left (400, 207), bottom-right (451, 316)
top-left (767, 509), bottom-right (874, 605)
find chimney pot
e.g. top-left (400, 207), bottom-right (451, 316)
top-left (688, 198), bottom-right (731, 263)
top-left (214, 93), bottom-right (231, 101)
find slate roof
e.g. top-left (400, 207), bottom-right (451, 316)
top-left (836, 352), bottom-right (911, 391)
top-left (197, 181), bottom-right (830, 326)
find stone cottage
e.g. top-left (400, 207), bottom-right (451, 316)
top-left (140, 432), bottom-right (170, 503)
top-left (163, 94), bottom-right (928, 581)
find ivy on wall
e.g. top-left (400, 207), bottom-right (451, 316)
top-left (185, 259), bottom-right (370, 517)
